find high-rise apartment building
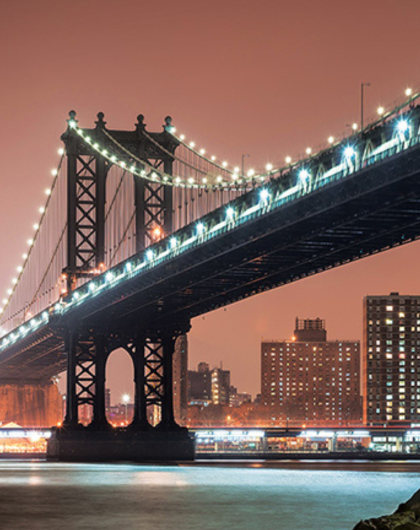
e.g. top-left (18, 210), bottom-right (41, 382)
top-left (261, 318), bottom-right (361, 425)
top-left (188, 363), bottom-right (231, 405)
top-left (211, 368), bottom-right (230, 405)
top-left (363, 293), bottom-right (420, 424)
top-left (173, 334), bottom-right (188, 425)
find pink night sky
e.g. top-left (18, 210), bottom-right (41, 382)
top-left (1, 0), bottom-right (420, 400)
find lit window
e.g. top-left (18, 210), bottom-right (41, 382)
top-left (386, 306), bottom-right (393, 311)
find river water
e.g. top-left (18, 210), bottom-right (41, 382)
top-left (0, 460), bottom-right (419, 530)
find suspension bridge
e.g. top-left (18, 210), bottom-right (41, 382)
top-left (1, 89), bottom-right (420, 460)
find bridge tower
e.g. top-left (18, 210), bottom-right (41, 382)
top-left (48, 112), bottom-right (194, 462)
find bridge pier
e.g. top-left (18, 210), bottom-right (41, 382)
top-left (0, 381), bottom-right (61, 428)
top-left (47, 322), bottom-right (194, 462)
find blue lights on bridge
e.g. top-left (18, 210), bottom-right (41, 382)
top-left (1, 104), bottom-right (420, 353)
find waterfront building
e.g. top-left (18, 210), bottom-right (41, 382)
top-left (211, 368), bottom-right (230, 405)
top-left (363, 293), bottom-right (420, 424)
top-left (261, 318), bottom-right (361, 425)
top-left (173, 335), bottom-right (188, 425)
top-left (188, 363), bottom-right (231, 405)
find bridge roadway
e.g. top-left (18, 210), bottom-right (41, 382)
top-left (2, 110), bottom-right (420, 381)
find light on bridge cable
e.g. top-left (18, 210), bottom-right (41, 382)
top-left (170, 237), bottom-right (177, 249)
top-left (196, 222), bottom-right (205, 235)
top-left (146, 250), bottom-right (154, 261)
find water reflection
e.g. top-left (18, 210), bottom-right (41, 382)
top-left (0, 461), bottom-right (418, 530)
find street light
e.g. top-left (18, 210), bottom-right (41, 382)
top-left (241, 154), bottom-right (249, 178)
top-left (122, 393), bottom-right (130, 424)
top-left (361, 82), bottom-right (370, 132)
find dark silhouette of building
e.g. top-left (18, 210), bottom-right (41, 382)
top-left (261, 318), bottom-right (361, 425)
top-left (363, 293), bottom-right (420, 424)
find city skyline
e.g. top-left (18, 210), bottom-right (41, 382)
top-left (1, 0), bottom-right (420, 399)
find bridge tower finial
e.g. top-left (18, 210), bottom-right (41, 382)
top-left (136, 114), bottom-right (146, 132)
top-left (164, 116), bottom-right (173, 132)
top-left (95, 112), bottom-right (106, 129)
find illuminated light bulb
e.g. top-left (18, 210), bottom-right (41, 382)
top-left (285, 156), bottom-right (292, 164)
top-left (397, 119), bottom-right (409, 133)
top-left (202, 177), bottom-right (207, 184)
top-left (217, 176), bottom-right (223, 183)
top-left (260, 176), bottom-right (265, 182)
top-left (2, 299), bottom-right (7, 305)
top-left (27, 239), bottom-right (34, 246)
top-left (110, 155), bottom-right (117, 162)
top-left (120, 161), bottom-right (126, 167)
top-left (106, 272), bottom-right (114, 282)
top-left (232, 174), bottom-right (238, 180)
top-left (197, 222), bottom-right (205, 234)
top-left (85, 136), bottom-right (91, 143)
top-left (265, 163), bottom-right (273, 171)
top-left (146, 250), bottom-right (153, 260)
top-left (12, 278), bottom-right (17, 285)
top-left (141, 170), bottom-right (146, 176)
top-left (39, 207), bottom-right (45, 214)
top-left (189, 141), bottom-right (195, 148)
top-left (7, 289), bottom-right (12, 295)
top-left (22, 254), bottom-right (27, 260)
top-left (200, 149), bottom-right (205, 155)
top-left (152, 227), bottom-right (162, 239)
top-left (188, 177), bottom-right (194, 184)
top-left (89, 282), bottom-right (96, 291)
top-left (247, 169), bottom-right (255, 177)
top-left (93, 143), bottom-right (99, 149)
top-left (344, 146), bottom-right (356, 159)
top-left (68, 119), bottom-right (77, 128)
top-left (305, 147), bottom-right (312, 155)
top-left (102, 149), bottom-right (108, 156)
top-left (45, 189), bottom-right (51, 195)
top-left (222, 161), bottom-right (228, 167)
top-left (0, 309), bottom-right (3, 315)
top-left (405, 88), bottom-right (413, 97)
top-left (352, 123), bottom-right (358, 131)
top-left (328, 136), bottom-right (334, 144)
top-left (377, 106), bottom-right (385, 116)
top-left (163, 176), bottom-right (168, 181)
top-left (170, 237), bottom-right (177, 248)
top-left (211, 156), bottom-right (216, 161)
top-left (175, 177), bottom-right (181, 184)
top-left (51, 169), bottom-right (58, 176)
top-left (33, 224), bottom-right (39, 230)
top-left (299, 169), bottom-right (310, 181)
top-left (226, 207), bottom-right (235, 219)
top-left (17, 266), bottom-right (23, 273)
top-left (58, 148), bottom-right (64, 155)
top-left (171, 127), bottom-right (176, 133)
top-left (180, 134), bottom-right (185, 140)
top-left (234, 167), bottom-right (240, 173)
top-left (259, 189), bottom-right (270, 202)
top-left (151, 172), bottom-right (157, 179)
